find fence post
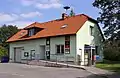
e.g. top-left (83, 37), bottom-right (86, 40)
top-left (66, 56), bottom-right (68, 67)
top-left (56, 54), bottom-right (57, 64)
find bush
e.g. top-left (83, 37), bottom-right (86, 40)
top-left (103, 40), bottom-right (120, 61)
top-left (0, 46), bottom-right (8, 59)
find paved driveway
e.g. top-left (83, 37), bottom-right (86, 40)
top-left (0, 63), bottom-right (103, 78)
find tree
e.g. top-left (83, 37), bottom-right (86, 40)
top-left (93, 0), bottom-right (120, 40)
top-left (104, 40), bottom-right (120, 61)
top-left (70, 9), bottom-right (75, 16)
top-left (93, 0), bottom-right (120, 61)
top-left (0, 25), bottom-right (19, 49)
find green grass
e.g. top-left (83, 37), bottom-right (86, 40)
top-left (96, 60), bottom-right (120, 72)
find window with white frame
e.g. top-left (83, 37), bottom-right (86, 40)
top-left (56, 45), bottom-right (64, 54)
top-left (28, 28), bottom-right (35, 36)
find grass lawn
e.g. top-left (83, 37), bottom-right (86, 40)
top-left (96, 60), bottom-right (120, 72)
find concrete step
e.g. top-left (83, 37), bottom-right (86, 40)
top-left (27, 60), bottom-right (85, 69)
top-left (27, 60), bottom-right (63, 67)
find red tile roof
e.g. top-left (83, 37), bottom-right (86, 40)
top-left (7, 14), bottom-right (97, 42)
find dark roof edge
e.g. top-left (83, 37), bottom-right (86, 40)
top-left (96, 23), bottom-right (105, 41)
top-left (81, 14), bottom-right (98, 23)
top-left (7, 34), bottom-right (76, 43)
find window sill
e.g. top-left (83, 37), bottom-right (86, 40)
top-left (56, 53), bottom-right (64, 55)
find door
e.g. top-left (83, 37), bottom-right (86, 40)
top-left (30, 50), bottom-right (35, 60)
top-left (14, 47), bottom-right (22, 63)
top-left (40, 46), bottom-right (45, 59)
top-left (92, 49), bottom-right (95, 65)
top-left (84, 46), bottom-right (95, 66)
top-left (84, 49), bottom-right (91, 66)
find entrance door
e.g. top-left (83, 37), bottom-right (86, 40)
top-left (84, 45), bottom-right (95, 66)
top-left (30, 50), bottom-right (35, 60)
top-left (84, 49), bottom-right (91, 66)
top-left (92, 49), bottom-right (95, 65)
top-left (40, 46), bottom-right (45, 59)
top-left (14, 47), bottom-right (22, 63)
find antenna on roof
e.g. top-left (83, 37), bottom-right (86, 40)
top-left (61, 6), bottom-right (70, 19)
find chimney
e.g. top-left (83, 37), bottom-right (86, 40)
top-left (62, 13), bottom-right (68, 19)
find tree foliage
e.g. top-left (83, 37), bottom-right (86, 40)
top-left (0, 25), bottom-right (19, 49)
top-left (0, 46), bottom-right (8, 58)
top-left (93, 0), bottom-right (120, 61)
top-left (104, 40), bottom-right (120, 61)
top-left (93, 0), bottom-right (120, 40)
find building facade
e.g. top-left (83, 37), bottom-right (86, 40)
top-left (7, 14), bottom-right (104, 66)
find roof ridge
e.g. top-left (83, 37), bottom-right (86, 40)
top-left (40, 14), bottom-right (84, 25)
top-left (24, 14), bottom-right (92, 29)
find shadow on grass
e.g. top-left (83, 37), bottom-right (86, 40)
top-left (102, 60), bottom-right (120, 64)
top-left (96, 60), bottom-right (120, 73)
top-left (76, 72), bottom-right (120, 78)
top-left (88, 73), bottom-right (120, 78)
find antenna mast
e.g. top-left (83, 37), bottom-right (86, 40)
top-left (63, 6), bottom-right (70, 13)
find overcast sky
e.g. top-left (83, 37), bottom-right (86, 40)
top-left (0, 0), bottom-right (100, 28)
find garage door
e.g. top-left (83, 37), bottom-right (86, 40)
top-left (14, 47), bottom-right (22, 63)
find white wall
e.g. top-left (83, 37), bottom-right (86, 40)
top-left (76, 20), bottom-right (103, 65)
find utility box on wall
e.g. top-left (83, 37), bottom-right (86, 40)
top-left (96, 55), bottom-right (100, 60)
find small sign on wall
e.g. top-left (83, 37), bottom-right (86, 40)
top-left (65, 48), bottom-right (70, 54)
top-left (65, 35), bottom-right (70, 54)
top-left (46, 45), bottom-right (50, 51)
top-left (24, 52), bottom-right (29, 57)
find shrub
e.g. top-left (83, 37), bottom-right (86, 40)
top-left (0, 46), bottom-right (8, 59)
top-left (103, 40), bottom-right (120, 61)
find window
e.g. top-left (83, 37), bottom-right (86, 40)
top-left (90, 26), bottom-right (94, 36)
top-left (46, 38), bottom-right (50, 45)
top-left (28, 28), bottom-right (35, 36)
top-left (61, 24), bottom-right (68, 29)
top-left (95, 46), bottom-right (99, 55)
top-left (61, 45), bottom-right (64, 54)
top-left (56, 45), bottom-right (64, 54)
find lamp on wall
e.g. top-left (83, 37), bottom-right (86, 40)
top-left (79, 48), bottom-right (82, 62)
top-left (79, 49), bottom-right (82, 55)
top-left (77, 49), bottom-right (82, 65)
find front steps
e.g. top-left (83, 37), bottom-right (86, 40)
top-left (24, 60), bottom-right (85, 70)
top-left (27, 60), bottom-right (65, 67)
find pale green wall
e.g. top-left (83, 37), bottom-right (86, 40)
top-left (50, 35), bottom-right (76, 61)
top-left (10, 35), bottom-right (76, 62)
top-left (94, 23), bottom-right (104, 61)
top-left (9, 39), bottom-right (46, 62)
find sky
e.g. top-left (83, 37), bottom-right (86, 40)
top-left (0, 0), bottom-right (100, 28)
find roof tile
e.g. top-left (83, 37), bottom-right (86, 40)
top-left (7, 14), bottom-right (90, 42)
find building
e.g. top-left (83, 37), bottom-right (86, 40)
top-left (7, 13), bottom-right (104, 66)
